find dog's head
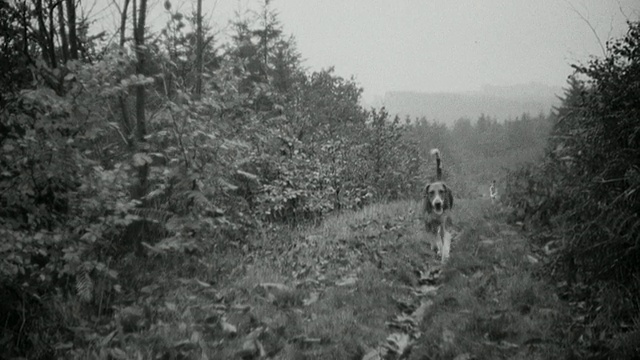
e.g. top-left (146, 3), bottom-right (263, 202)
top-left (424, 181), bottom-right (453, 215)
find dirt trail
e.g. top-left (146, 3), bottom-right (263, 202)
top-left (199, 199), bottom-right (561, 359)
top-left (101, 199), bottom-right (565, 359)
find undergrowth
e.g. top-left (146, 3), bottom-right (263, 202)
top-left (410, 204), bottom-right (568, 359)
top-left (502, 21), bottom-right (640, 359)
top-left (60, 198), bottom-right (578, 358)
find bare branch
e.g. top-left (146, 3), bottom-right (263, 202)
top-left (564, 0), bottom-right (607, 57)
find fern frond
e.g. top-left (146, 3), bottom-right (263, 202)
top-left (173, 175), bottom-right (197, 194)
top-left (185, 190), bottom-right (214, 209)
top-left (130, 208), bottom-right (174, 223)
top-left (76, 270), bottom-right (94, 303)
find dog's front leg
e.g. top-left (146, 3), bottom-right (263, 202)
top-left (425, 219), bottom-right (438, 254)
top-left (435, 228), bottom-right (443, 256)
top-left (441, 231), bottom-right (451, 263)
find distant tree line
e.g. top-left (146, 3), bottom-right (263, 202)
top-left (399, 111), bottom-right (553, 197)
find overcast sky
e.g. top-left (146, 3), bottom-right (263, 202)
top-left (139, 0), bottom-right (640, 103)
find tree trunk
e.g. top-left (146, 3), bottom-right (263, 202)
top-left (134, 0), bottom-right (147, 140)
top-left (117, 0), bottom-right (132, 144)
top-left (34, 0), bottom-right (55, 67)
top-left (132, 0), bottom-right (148, 200)
top-left (46, 0), bottom-right (57, 66)
top-left (132, 0), bottom-right (136, 41)
top-left (119, 0), bottom-right (130, 47)
top-left (57, 1), bottom-right (69, 62)
top-left (65, 0), bottom-right (78, 59)
top-left (194, 0), bottom-right (203, 97)
top-left (21, 4), bottom-right (32, 64)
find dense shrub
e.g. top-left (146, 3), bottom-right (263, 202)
top-left (505, 20), bottom-right (640, 357)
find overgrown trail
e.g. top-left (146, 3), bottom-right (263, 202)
top-left (101, 199), bottom-right (567, 359)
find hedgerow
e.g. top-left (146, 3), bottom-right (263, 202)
top-left (504, 21), bottom-right (640, 358)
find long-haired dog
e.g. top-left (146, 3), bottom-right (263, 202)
top-left (423, 149), bottom-right (454, 262)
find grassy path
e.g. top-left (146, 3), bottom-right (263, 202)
top-left (84, 199), bottom-right (568, 359)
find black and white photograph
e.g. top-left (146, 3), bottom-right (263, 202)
top-left (1, 0), bottom-right (639, 358)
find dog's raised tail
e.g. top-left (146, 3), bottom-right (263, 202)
top-left (430, 148), bottom-right (442, 181)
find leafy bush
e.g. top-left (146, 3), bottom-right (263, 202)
top-left (505, 20), bottom-right (640, 357)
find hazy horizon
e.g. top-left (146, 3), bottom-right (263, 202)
top-left (98, 0), bottom-right (640, 104)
